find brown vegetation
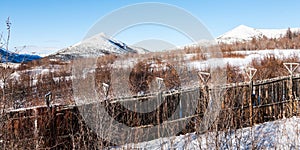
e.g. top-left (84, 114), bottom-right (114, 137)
top-left (251, 54), bottom-right (299, 80)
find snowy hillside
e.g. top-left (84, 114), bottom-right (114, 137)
top-left (53, 33), bottom-right (149, 60)
top-left (217, 25), bottom-right (300, 43)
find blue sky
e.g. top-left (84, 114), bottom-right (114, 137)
top-left (0, 0), bottom-right (299, 53)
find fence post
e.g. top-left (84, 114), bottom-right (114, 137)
top-left (245, 68), bottom-right (257, 126)
top-left (34, 108), bottom-right (39, 149)
top-left (102, 83), bottom-right (110, 99)
top-left (249, 80), bottom-right (254, 126)
top-left (197, 71), bottom-right (211, 131)
top-left (198, 71), bottom-right (210, 101)
top-left (156, 77), bottom-right (164, 138)
top-left (48, 106), bottom-right (57, 148)
top-left (283, 63), bottom-right (299, 116)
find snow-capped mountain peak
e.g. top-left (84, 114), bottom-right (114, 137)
top-left (217, 25), bottom-right (300, 43)
top-left (71, 32), bottom-right (107, 47)
top-left (54, 33), bottom-right (148, 60)
top-left (217, 25), bottom-right (263, 43)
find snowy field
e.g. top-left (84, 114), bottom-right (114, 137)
top-left (2, 49), bottom-right (299, 89)
top-left (113, 116), bottom-right (300, 149)
top-left (189, 49), bottom-right (300, 71)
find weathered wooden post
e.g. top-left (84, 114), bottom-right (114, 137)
top-left (45, 92), bottom-right (52, 108)
top-left (245, 67), bottom-right (257, 126)
top-left (197, 71), bottom-right (211, 130)
top-left (283, 63), bottom-right (299, 116)
top-left (198, 71), bottom-right (211, 102)
top-left (47, 105), bottom-right (57, 148)
top-left (242, 85), bottom-right (248, 127)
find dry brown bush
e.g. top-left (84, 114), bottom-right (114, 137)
top-left (222, 52), bottom-right (246, 58)
top-left (226, 63), bottom-right (244, 83)
top-left (251, 54), bottom-right (299, 80)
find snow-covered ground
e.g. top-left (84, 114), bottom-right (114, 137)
top-left (0, 63), bottom-right (70, 88)
top-left (113, 116), bottom-right (300, 149)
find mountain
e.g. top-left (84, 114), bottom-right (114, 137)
top-left (52, 33), bottom-right (149, 60)
top-left (13, 45), bottom-right (61, 57)
top-left (217, 25), bottom-right (300, 43)
top-left (0, 48), bottom-right (41, 63)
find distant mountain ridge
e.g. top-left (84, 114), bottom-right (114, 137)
top-left (6, 25), bottom-right (300, 59)
top-left (0, 48), bottom-right (41, 63)
top-left (217, 25), bottom-right (300, 43)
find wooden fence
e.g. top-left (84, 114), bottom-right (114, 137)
top-left (0, 74), bottom-right (300, 149)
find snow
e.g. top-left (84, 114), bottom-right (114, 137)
top-left (189, 49), bottom-right (300, 71)
top-left (0, 62), bottom-right (20, 68)
top-left (0, 71), bottom-right (20, 88)
top-left (228, 49), bottom-right (300, 67)
top-left (27, 68), bottom-right (54, 75)
top-left (112, 116), bottom-right (300, 149)
top-left (5, 103), bottom-right (70, 113)
top-left (0, 63), bottom-right (72, 88)
top-left (10, 71), bottom-right (20, 79)
top-left (217, 25), bottom-right (300, 43)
